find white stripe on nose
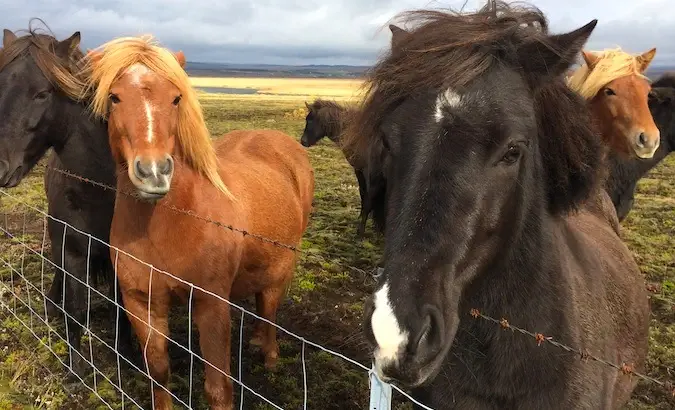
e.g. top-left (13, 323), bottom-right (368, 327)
top-left (371, 283), bottom-right (408, 367)
top-left (144, 100), bottom-right (154, 143)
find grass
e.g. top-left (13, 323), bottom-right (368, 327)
top-left (0, 80), bottom-right (673, 409)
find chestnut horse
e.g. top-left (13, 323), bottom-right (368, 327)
top-left (348, 2), bottom-right (649, 408)
top-left (567, 47), bottom-right (660, 159)
top-left (82, 37), bottom-right (314, 409)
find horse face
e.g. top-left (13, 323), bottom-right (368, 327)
top-left (300, 108), bottom-right (325, 147)
top-left (364, 66), bottom-right (540, 387)
top-left (0, 31), bottom-right (80, 187)
top-left (103, 53), bottom-right (185, 201)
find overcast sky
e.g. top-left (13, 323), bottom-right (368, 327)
top-left (0, 0), bottom-right (671, 66)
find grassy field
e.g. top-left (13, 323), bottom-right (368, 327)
top-left (190, 77), bottom-right (363, 100)
top-left (0, 77), bottom-right (673, 410)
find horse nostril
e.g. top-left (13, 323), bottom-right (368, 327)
top-left (413, 305), bottom-right (444, 356)
top-left (134, 158), bottom-right (152, 179)
top-left (637, 133), bottom-right (647, 148)
top-left (158, 156), bottom-right (173, 176)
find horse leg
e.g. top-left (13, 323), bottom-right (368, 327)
top-left (355, 170), bottom-right (369, 238)
top-left (252, 285), bottom-right (286, 370)
top-left (194, 294), bottom-right (233, 410)
top-left (122, 287), bottom-right (172, 410)
top-left (61, 248), bottom-right (89, 377)
top-left (45, 267), bottom-right (63, 321)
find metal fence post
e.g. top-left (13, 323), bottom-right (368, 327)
top-left (369, 364), bottom-right (392, 410)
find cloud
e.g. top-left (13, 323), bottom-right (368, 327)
top-left (0, 0), bottom-right (672, 65)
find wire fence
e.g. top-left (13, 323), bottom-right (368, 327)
top-left (0, 181), bottom-right (432, 409)
top-left (0, 167), bottom-right (673, 409)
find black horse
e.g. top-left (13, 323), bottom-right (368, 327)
top-left (346, 2), bottom-right (648, 408)
top-left (0, 25), bottom-right (136, 375)
top-left (300, 99), bottom-right (387, 236)
top-left (605, 74), bottom-right (675, 221)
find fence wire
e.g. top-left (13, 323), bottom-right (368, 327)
top-left (0, 186), bottom-right (431, 409)
top-left (0, 165), bottom-right (673, 408)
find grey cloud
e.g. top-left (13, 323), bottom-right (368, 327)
top-left (0, 0), bottom-right (672, 66)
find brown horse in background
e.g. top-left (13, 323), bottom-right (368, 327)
top-left (300, 99), bottom-right (387, 236)
top-left (567, 48), bottom-right (660, 159)
top-left (83, 36), bottom-right (314, 409)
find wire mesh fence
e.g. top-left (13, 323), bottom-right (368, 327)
top-left (0, 168), bottom-right (673, 409)
top-left (0, 186), bottom-right (433, 409)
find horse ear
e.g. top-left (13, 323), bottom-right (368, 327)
top-left (86, 49), bottom-right (103, 66)
top-left (581, 50), bottom-right (599, 69)
top-left (517, 19), bottom-right (597, 87)
top-left (389, 24), bottom-right (409, 50)
top-left (55, 31), bottom-right (81, 58)
top-left (3, 29), bottom-right (17, 48)
top-left (174, 51), bottom-right (186, 68)
top-left (304, 101), bottom-right (311, 110)
top-left (636, 48), bottom-right (656, 73)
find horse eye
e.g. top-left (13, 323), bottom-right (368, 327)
top-left (501, 145), bottom-right (521, 164)
top-left (172, 95), bottom-right (182, 106)
top-left (109, 93), bottom-right (121, 104)
top-left (34, 90), bottom-right (51, 101)
top-left (603, 88), bottom-right (616, 96)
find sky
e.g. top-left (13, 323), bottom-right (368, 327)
top-left (0, 0), bottom-right (671, 66)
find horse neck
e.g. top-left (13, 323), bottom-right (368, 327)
top-left (53, 100), bottom-right (116, 185)
top-left (323, 108), bottom-right (349, 143)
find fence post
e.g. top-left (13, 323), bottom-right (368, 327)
top-left (369, 364), bottom-right (392, 410)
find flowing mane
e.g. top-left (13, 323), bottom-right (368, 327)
top-left (341, 3), bottom-right (553, 157)
top-left (80, 35), bottom-right (231, 198)
top-left (567, 48), bottom-right (650, 99)
top-left (0, 20), bottom-right (86, 100)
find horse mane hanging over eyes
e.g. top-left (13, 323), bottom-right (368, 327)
top-left (341, 1), bottom-right (553, 157)
top-left (0, 19), bottom-right (86, 101)
top-left (343, 0), bottom-right (604, 215)
top-left (567, 48), bottom-right (650, 99)
top-left (80, 35), bottom-right (233, 199)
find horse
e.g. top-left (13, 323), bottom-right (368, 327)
top-left (300, 98), bottom-right (386, 236)
top-left (82, 36), bottom-right (314, 409)
top-left (0, 25), bottom-right (136, 376)
top-left (605, 74), bottom-right (675, 221)
top-left (344, 2), bottom-right (649, 408)
top-left (567, 47), bottom-right (660, 159)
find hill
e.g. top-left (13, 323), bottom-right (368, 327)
top-left (185, 61), bottom-right (675, 80)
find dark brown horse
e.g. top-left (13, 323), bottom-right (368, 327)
top-left (347, 2), bottom-right (649, 409)
top-left (0, 25), bottom-right (136, 375)
top-left (300, 99), bottom-right (386, 236)
top-left (83, 36), bottom-right (314, 409)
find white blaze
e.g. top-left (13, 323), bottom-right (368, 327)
top-left (144, 100), bottom-right (154, 143)
top-left (434, 88), bottom-right (462, 122)
top-left (371, 283), bottom-right (408, 371)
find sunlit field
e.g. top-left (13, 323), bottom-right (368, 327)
top-left (190, 76), bottom-right (364, 101)
top-left (0, 78), bottom-right (673, 409)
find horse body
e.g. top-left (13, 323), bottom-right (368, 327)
top-left (84, 37), bottom-right (313, 409)
top-left (419, 193), bottom-right (648, 408)
top-left (301, 99), bottom-right (386, 235)
top-left (605, 79), bottom-right (675, 221)
top-left (0, 26), bottom-right (135, 375)
top-left (345, 3), bottom-right (649, 409)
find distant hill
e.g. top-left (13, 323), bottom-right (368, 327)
top-left (185, 61), bottom-right (675, 80)
top-left (185, 62), bottom-right (369, 79)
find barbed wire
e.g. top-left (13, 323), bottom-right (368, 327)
top-left (0, 187), bottom-right (432, 410)
top-left (0, 166), bottom-right (672, 408)
top-left (469, 308), bottom-right (675, 399)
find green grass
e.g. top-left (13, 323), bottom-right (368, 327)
top-left (0, 93), bottom-right (672, 409)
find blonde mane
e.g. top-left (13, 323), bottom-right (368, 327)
top-left (79, 35), bottom-right (233, 199)
top-left (567, 48), bottom-right (650, 100)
